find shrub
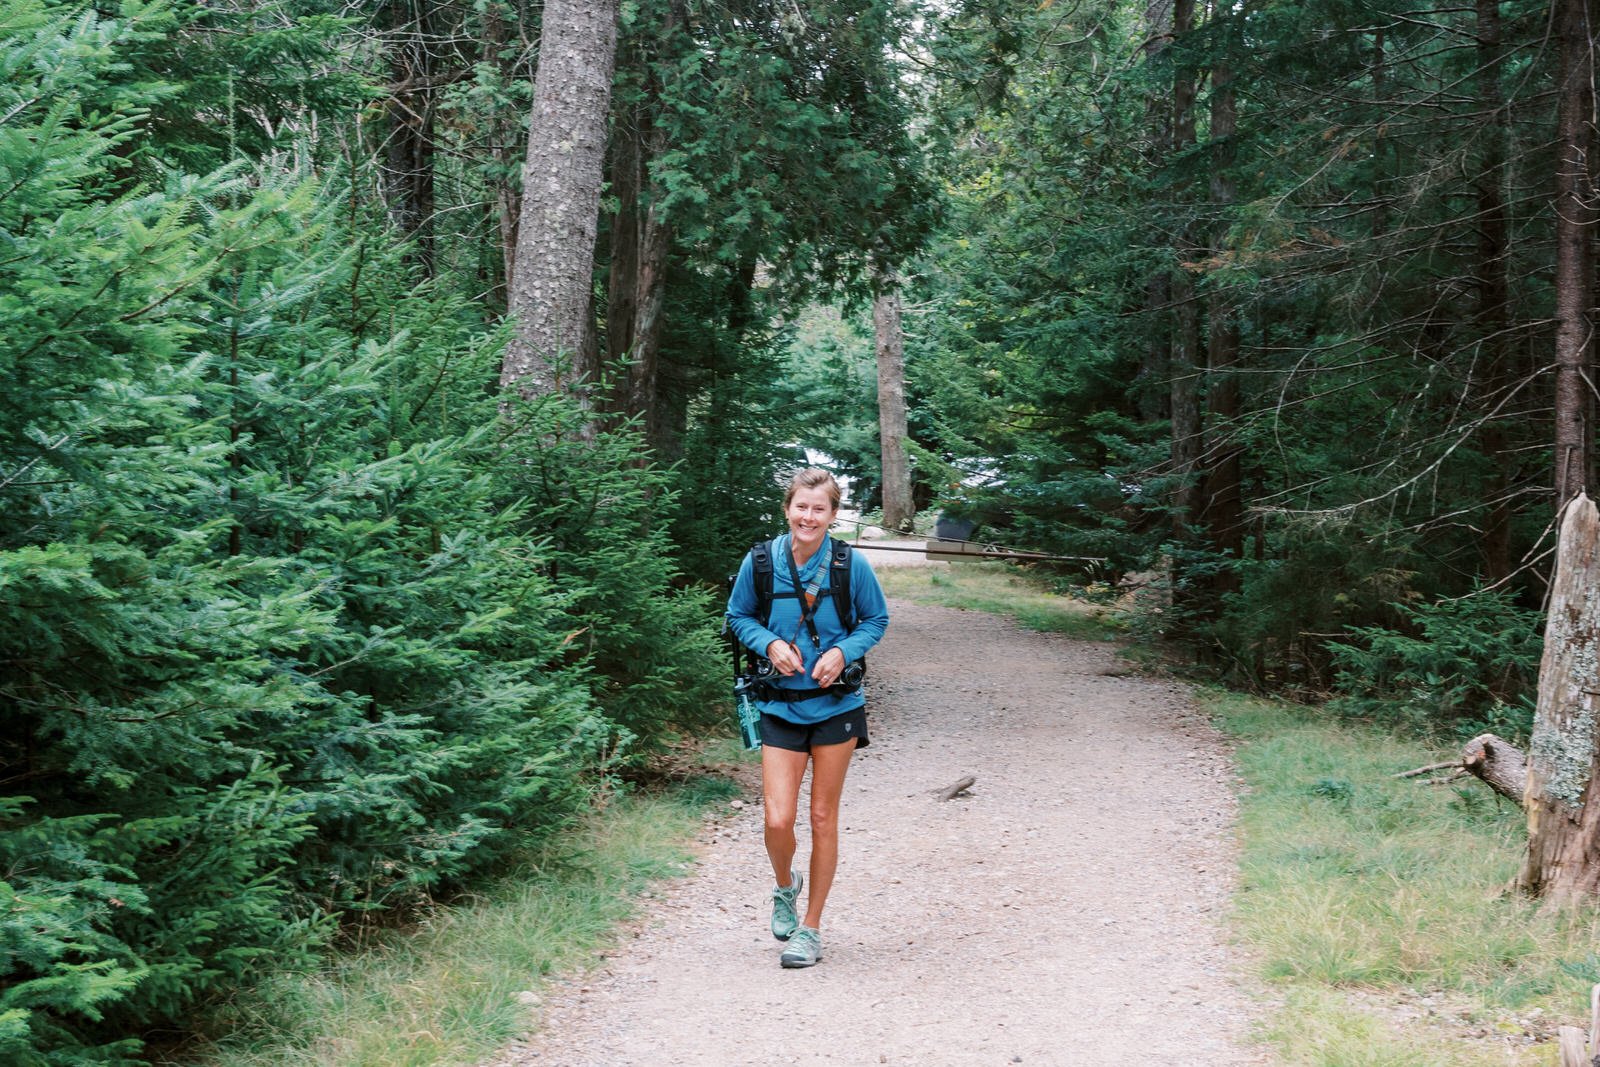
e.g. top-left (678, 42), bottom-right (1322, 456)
top-left (1329, 589), bottom-right (1542, 739)
top-left (0, 7), bottom-right (716, 1058)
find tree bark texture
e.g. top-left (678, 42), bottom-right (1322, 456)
top-left (1136, 0), bottom-right (1174, 425)
top-left (500, 0), bottom-right (620, 398)
top-left (1203, 43), bottom-right (1242, 594)
top-left (1168, 0), bottom-right (1202, 535)
top-left (1518, 494), bottom-right (1600, 905)
top-left (1474, 0), bottom-right (1514, 582)
top-left (1462, 732), bottom-right (1529, 805)
top-left (1551, 0), bottom-right (1597, 510)
top-left (875, 268), bottom-right (914, 532)
top-left (604, 7), bottom-right (680, 453)
top-left (381, 0), bottom-right (437, 275)
top-left (606, 105), bottom-right (642, 381)
top-left (624, 209), bottom-right (672, 447)
top-left (484, 3), bottom-right (519, 311)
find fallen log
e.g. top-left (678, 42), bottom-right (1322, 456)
top-left (1393, 732), bottom-right (1526, 807)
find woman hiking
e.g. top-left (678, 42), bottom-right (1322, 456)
top-left (725, 468), bottom-right (890, 968)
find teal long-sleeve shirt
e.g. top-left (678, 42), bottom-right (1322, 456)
top-left (725, 534), bottom-right (890, 723)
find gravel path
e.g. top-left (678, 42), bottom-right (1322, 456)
top-left (488, 583), bottom-right (1268, 1066)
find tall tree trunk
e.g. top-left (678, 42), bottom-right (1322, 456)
top-left (1369, 26), bottom-right (1388, 240)
top-left (605, 4), bottom-right (681, 453)
top-left (625, 210), bottom-right (672, 445)
top-left (1551, 0), bottom-right (1596, 510)
top-left (1475, 0), bottom-right (1514, 582)
top-left (1169, 0), bottom-right (1202, 534)
top-left (1138, 0), bottom-right (1174, 425)
top-left (605, 105), bottom-right (673, 450)
top-left (1519, 494), bottom-right (1600, 905)
top-left (500, 0), bottom-right (620, 398)
top-left (606, 104), bottom-right (642, 382)
top-left (875, 266), bottom-right (914, 533)
top-left (485, 3), bottom-right (519, 313)
top-left (381, 0), bottom-right (437, 275)
top-left (1203, 42), bottom-right (1242, 595)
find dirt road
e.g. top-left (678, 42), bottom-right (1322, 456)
top-left (488, 583), bottom-right (1266, 1066)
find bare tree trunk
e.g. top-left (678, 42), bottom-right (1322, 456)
top-left (1137, 0), bottom-right (1174, 425)
top-left (875, 266), bottom-right (914, 532)
top-left (605, 6), bottom-right (680, 453)
top-left (500, 0), bottom-right (620, 398)
top-left (1551, 0), bottom-right (1596, 510)
top-left (626, 212), bottom-right (672, 445)
top-left (1475, 0), bottom-right (1514, 582)
top-left (605, 107), bottom-right (673, 449)
top-left (1169, 0), bottom-right (1202, 536)
top-left (485, 4), bottom-right (519, 312)
top-left (381, 0), bottom-right (437, 275)
top-left (1203, 40), bottom-right (1242, 595)
top-left (1519, 495), bottom-right (1600, 905)
top-left (606, 103), bottom-right (642, 381)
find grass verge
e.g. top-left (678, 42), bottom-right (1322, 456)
top-left (180, 776), bottom-right (739, 1067)
top-left (1211, 689), bottom-right (1600, 1066)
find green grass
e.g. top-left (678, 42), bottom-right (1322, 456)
top-left (1212, 689), bottom-right (1600, 1065)
top-left (181, 779), bottom-right (738, 1067)
top-left (875, 562), bottom-right (1122, 640)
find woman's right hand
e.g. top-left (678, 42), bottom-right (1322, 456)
top-left (765, 639), bottom-right (804, 676)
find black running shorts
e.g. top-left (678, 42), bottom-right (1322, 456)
top-left (760, 707), bottom-right (869, 751)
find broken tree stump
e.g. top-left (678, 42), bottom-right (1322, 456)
top-left (1520, 493), bottom-right (1600, 904)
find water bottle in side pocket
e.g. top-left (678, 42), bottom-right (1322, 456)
top-left (734, 676), bottom-right (762, 751)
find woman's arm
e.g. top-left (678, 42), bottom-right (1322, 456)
top-left (833, 553), bottom-right (889, 662)
top-left (725, 552), bottom-right (785, 659)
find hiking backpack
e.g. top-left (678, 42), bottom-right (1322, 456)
top-left (748, 537), bottom-right (855, 635)
top-left (722, 538), bottom-right (858, 681)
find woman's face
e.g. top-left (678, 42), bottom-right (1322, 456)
top-left (786, 485), bottom-right (837, 554)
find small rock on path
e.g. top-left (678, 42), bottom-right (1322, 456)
top-left (488, 597), bottom-right (1267, 1066)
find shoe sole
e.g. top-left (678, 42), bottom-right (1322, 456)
top-left (780, 954), bottom-right (821, 968)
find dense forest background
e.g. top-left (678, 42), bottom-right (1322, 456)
top-left (1, 0), bottom-right (1594, 1059)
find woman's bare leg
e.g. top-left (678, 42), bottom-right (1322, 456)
top-left (762, 744), bottom-right (810, 886)
top-left (799, 740), bottom-right (856, 929)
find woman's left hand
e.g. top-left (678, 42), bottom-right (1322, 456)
top-left (811, 647), bottom-right (847, 687)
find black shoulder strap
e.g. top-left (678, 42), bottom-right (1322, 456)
top-left (754, 537), bottom-right (852, 632)
top-left (829, 540), bottom-right (854, 631)
top-left (751, 539), bottom-right (775, 626)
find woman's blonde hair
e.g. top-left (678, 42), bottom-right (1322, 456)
top-left (783, 467), bottom-right (842, 511)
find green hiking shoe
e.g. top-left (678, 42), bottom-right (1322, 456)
top-left (770, 870), bottom-right (802, 941)
top-left (779, 925), bottom-right (822, 968)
